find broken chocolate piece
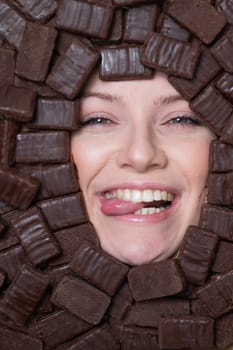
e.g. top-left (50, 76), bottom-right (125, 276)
top-left (11, 0), bottom-right (57, 22)
top-left (207, 172), bottom-right (233, 206)
top-left (212, 240), bottom-right (233, 273)
top-left (0, 48), bottom-right (15, 88)
top-left (209, 141), bottom-right (233, 172)
top-left (51, 275), bottom-right (110, 324)
top-left (0, 119), bottom-right (18, 167)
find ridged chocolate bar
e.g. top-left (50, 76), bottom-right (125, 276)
top-left (128, 259), bottom-right (186, 301)
top-left (0, 265), bottom-right (49, 324)
top-left (216, 0), bottom-right (233, 24)
top-left (0, 119), bottom-right (18, 167)
top-left (51, 275), bottom-right (110, 324)
top-left (123, 4), bottom-right (159, 43)
top-left (112, 0), bottom-right (154, 5)
top-left (120, 326), bottom-right (158, 350)
top-left (221, 115), bottom-right (233, 144)
top-left (190, 84), bottom-right (232, 135)
top-left (166, 0), bottom-right (226, 44)
top-left (124, 297), bottom-right (190, 328)
top-left (159, 14), bottom-right (190, 42)
top-left (15, 22), bottom-right (57, 82)
top-left (16, 131), bottom-right (70, 164)
top-left (56, 0), bottom-right (113, 39)
top-left (36, 309), bottom-right (92, 349)
top-left (197, 270), bottom-right (233, 318)
top-left (38, 193), bottom-right (87, 230)
top-left (159, 316), bottom-right (214, 350)
top-left (0, 86), bottom-right (36, 122)
top-left (0, 48), bottom-right (15, 88)
top-left (169, 46), bottom-right (221, 100)
top-left (0, 2), bottom-right (26, 49)
top-left (0, 168), bottom-right (39, 210)
top-left (141, 33), bottom-right (200, 79)
top-left (207, 173), bottom-right (233, 206)
top-left (215, 72), bottom-right (233, 102)
top-left (209, 141), bottom-right (233, 172)
top-left (199, 205), bottom-right (233, 241)
top-left (11, 0), bottom-right (57, 22)
top-left (212, 240), bottom-right (233, 273)
top-left (46, 40), bottom-right (99, 99)
top-left (0, 245), bottom-right (28, 283)
top-left (27, 98), bottom-right (79, 130)
top-left (211, 29), bottom-right (233, 73)
top-left (70, 240), bottom-right (128, 296)
top-left (14, 75), bottom-right (62, 98)
top-left (0, 326), bottom-right (43, 350)
top-left (215, 312), bottom-right (233, 349)
top-left (12, 207), bottom-right (61, 266)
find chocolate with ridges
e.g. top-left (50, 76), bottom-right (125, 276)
top-left (212, 240), bottom-right (233, 273)
top-left (209, 141), bottom-right (233, 172)
top-left (207, 172), bottom-right (233, 206)
top-left (190, 84), bottom-right (232, 135)
top-left (107, 9), bottom-right (123, 42)
top-left (215, 72), bottom-right (233, 102)
top-left (0, 209), bottom-right (26, 250)
top-left (158, 14), bottom-right (190, 42)
top-left (46, 40), bottom-right (99, 99)
top-left (178, 226), bottom-right (218, 285)
top-left (215, 312), bottom-right (233, 349)
top-left (38, 193), bottom-right (87, 230)
top-left (51, 275), bottom-right (110, 324)
top-left (70, 240), bottom-right (129, 296)
top-left (0, 265), bottom-right (49, 324)
top-left (15, 22), bottom-right (57, 82)
top-left (27, 98), bottom-right (79, 130)
top-left (0, 245), bottom-right (28, 283)
top-left (120, 326), bottom-right (158, 350)
top-left (46, 264), bottom-right (72, 287)
top-left (12, 207), bottom-right (61, 266)
top-left (16, 131), bottom-right (70, 164)
top-left (211, 29), bottom-right (233, 73)
top-left (221, 114), bottom-right (233, 144)
top-left (216, 0), bottom-right (233, 24)
top-left (0, 168), bottom-right (39, 210)
top-left (0, 86), bottom-right (36, 122)
top-left (166, 0), bottom-right (227, 44)
top-left (11, 0), bottom-right (57, 22)
top-left (14, 75), bottom-right (62, 98)
top-left (0, 48), bottom-right (15, 88)
top-left (112, 0), bottom-right (154, 5)
top-left (123, 4), bottom-right (159, 43)
top-left (56, 0), bottom-right (113, 39)
top-left (0, 119), bottom-right (18, 167)
top-left (107, 282), bottom-right (133, 320)
top-left (141, 33), bottom-right (200, 79)
top-left (0, 325), bottom-right (43, 350)
top-left (128, 259), bottom-right (186, 301)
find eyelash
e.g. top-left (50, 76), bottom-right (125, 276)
top-left (79, 116), bottom-right (112, 127)
top-left (167, 115), bottom-right (202, 126)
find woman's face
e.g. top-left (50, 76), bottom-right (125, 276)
top-left (72, 71), bottom-right (216, 266)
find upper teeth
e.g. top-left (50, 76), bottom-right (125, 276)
top-left (104, 189), bottom-right (174, 203)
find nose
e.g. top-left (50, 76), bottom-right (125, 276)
top-left (116, 123), bottom-right (168, 173)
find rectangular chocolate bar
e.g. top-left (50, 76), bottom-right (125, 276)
top-left (70, 240), bottom-right (129, 296)
top-left (14, 75), bottom-right (62, 98)
top-left (51, 275), bottom-right (110, 324)
top-left (221, 115), bottom-right (233, 145)
top-left (0, 325), bottom-right (43, 350)
top-left (0, 265), bottom-right (49, 324)
top-left (107, 8), bottom-right (123, 42)
top-left (10, 0), bottom-right (57, 22)
top-left (0, 48), bottom-right (15, 88)
top-left (211, 28), bottom-right (233, 73)
top-left (0, 119), bottom-right (18, 167)
top-left (100, 46), bottom-right (153, 80)
top-left (216, 0), bottom-right (233, 24)
top-left (0, 86), bottom-right (36, 122)
top-left (0, 168), bottom-right (39, 210)
top-left (112, 0), bottom-right (154, 5)
top-left (120, 326), bottom-right (158, 350)
top-left (212, 240), bottom-right (233, 273)
top-left (141, 33), bottom-right (200, 79)
top-left (16, 131), bottom-right (70, 164)
top-left (209, 141), bottom-right (233, 172)
top-left (166, 0), bottom-right (227, 44)
top-left (0, 245), bottom-right (28, 283)
top-left (107, 282), bottom-right (133, 320)
top-left (190, 84), bottom-right (232, 135)
top-left (159, 316), bottom-right (214, 350)
top-left (27, 98), bottom-right (79, 130)
top-left (46, 40), bottom-right (99, 99)
top-left (215, 72), bottom-right (233, 102)
top-left (55, 0), bottom-right (113, 39)
top-left (128, 259), bottom-right (186, 301)
top-left (178, 226), bottom-right (218, 285)
top-left (38, 193), bottom-right (87, 230)
top-left (158, 14), bottom-right (190, 42)
top-left (15, 22), bottom-right (57, 82)
top-left (215, 312), bottom-right (233, 349)
top-left (207, 172), bottom-right (233, 206)
top-left (12, 207), bottom-right (61, 266)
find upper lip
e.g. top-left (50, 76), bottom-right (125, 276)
top-left (97, 182), bottom-right (179, 195)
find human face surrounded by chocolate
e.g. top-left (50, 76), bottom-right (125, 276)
top-left (72, 71), bottom-right (216, 265)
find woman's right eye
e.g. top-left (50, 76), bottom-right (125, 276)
top-left (79, 115), bottom-right (114, 128)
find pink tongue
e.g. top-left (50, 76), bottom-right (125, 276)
top-left (101, 198), bottom-right (145, 216)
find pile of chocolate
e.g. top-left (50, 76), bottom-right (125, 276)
top-left (1, 0), bottom-right (233, 349)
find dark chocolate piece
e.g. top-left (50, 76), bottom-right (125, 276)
top-left (0, 245), bottom-right (28, 283)
top-left (199, 205), bottom-right (233, 241)
top-left (197, 270), bottom-right (233, 318)
top-left (0, 119), bottom-right (18, 167)
top-left (141, 33), bottom-right (200, 79)
top-left (0, 168), bottom-right (39, 210)
top-left (107, 9), bottom-right (123, 42)
top-left (215, 72), bottom-right (233, 102)
top-left (190, 84), bottom-right (232, 135)
top-left (169, 46), bottom-right (221, 100)
top-left (128, 259), bottom-right (186, 301)
top-left (124, 297), bottom-right (190, 328)
top-left (27, 98), bottom-right (79, 130)
top-left (191, 298), bottom-right (213, 317)
top-left (46, 40), bottom-right (99, 99)
top-left (11, 0), bottom-right (57, 22)
top-left (211, 28), bottom-right (233, 73)
top-left (166, 0), bottom-right (226, 44)
top-left (0, 268), bottom-right (5, 289)
top-left (207, 172), bottom-right (233, 206)
top-left (221, 114), bottom-right (233, 144)
top-left (14, 75), bottom-right (62, 98)
top-left (100, 46), bottom-right (153, 80)
top-left (159, 14), bottom-right (190, 42)
top-left (46, 264), bottom-right (72, 287)
top-left (38, 193), bottom-right (87, 230)
top-left (0, 48), bottom-right (15, 88)
top-left (12, 207), bottom-right (61, 266)
top-left (15, 22), bottom-right (57, 82)
top-left (120, 326), bottom-right (158, 350)
top-left (107, 282), bottom-right (133, 320)
top-left (123, 4), bottom-right (159, 43)
top-left (0, 209), bottom-right (25, 250)
top-left (112, 0), bottom-right (154, 5)
top-left (56, 0), bottom-right (113, 39)
top-left (209, 141), bottom-right (233, 172)
top-left (178, 226), bottom-right (218, 285)
top-left (0, 220), bottom-right (5, 236)
top-left (216, 0), bottom-right (233, 24)
top-left (159, 316), bottom-right (214, 350)
top-left (215, 312), bottom-right (233, 349)
top-left (16, 131), bottom-right (70, 164)
top-left (0, 265), bottom-right (49, 324)
top-left (212, 240), bottom-right (233, 273)
top-left (51, 275), bottom-right (110, 324)
top-left (0, 86), bottom-right (36, 122)
top-left (0, 325), bottom-right (43, 350)
top-left (70, 240), bottom-right (129, 296)
top-left (0, 2), bottom-right (26, 49)
top-left (36, 309), bottom-right (92, 349)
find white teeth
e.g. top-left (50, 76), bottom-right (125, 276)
top-left (131, 189), bottom-right (143, 203)
top-left (134, 206), bottom-right (167, 215)
top-left (161, 190), bottom-right (168, 201)
top-left (154, 190), bottom-right (161, 201)
top-left (104, 188), bottom-right (174, 203)
top-left (123, 189), bottom-right (131, 201)
top-left (142, 189), bottom-right (154, 202)
top-left (117, 189), bottom-right (123, 199)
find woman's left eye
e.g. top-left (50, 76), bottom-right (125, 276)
top-left (167, 115), bottom-right (202, 126)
